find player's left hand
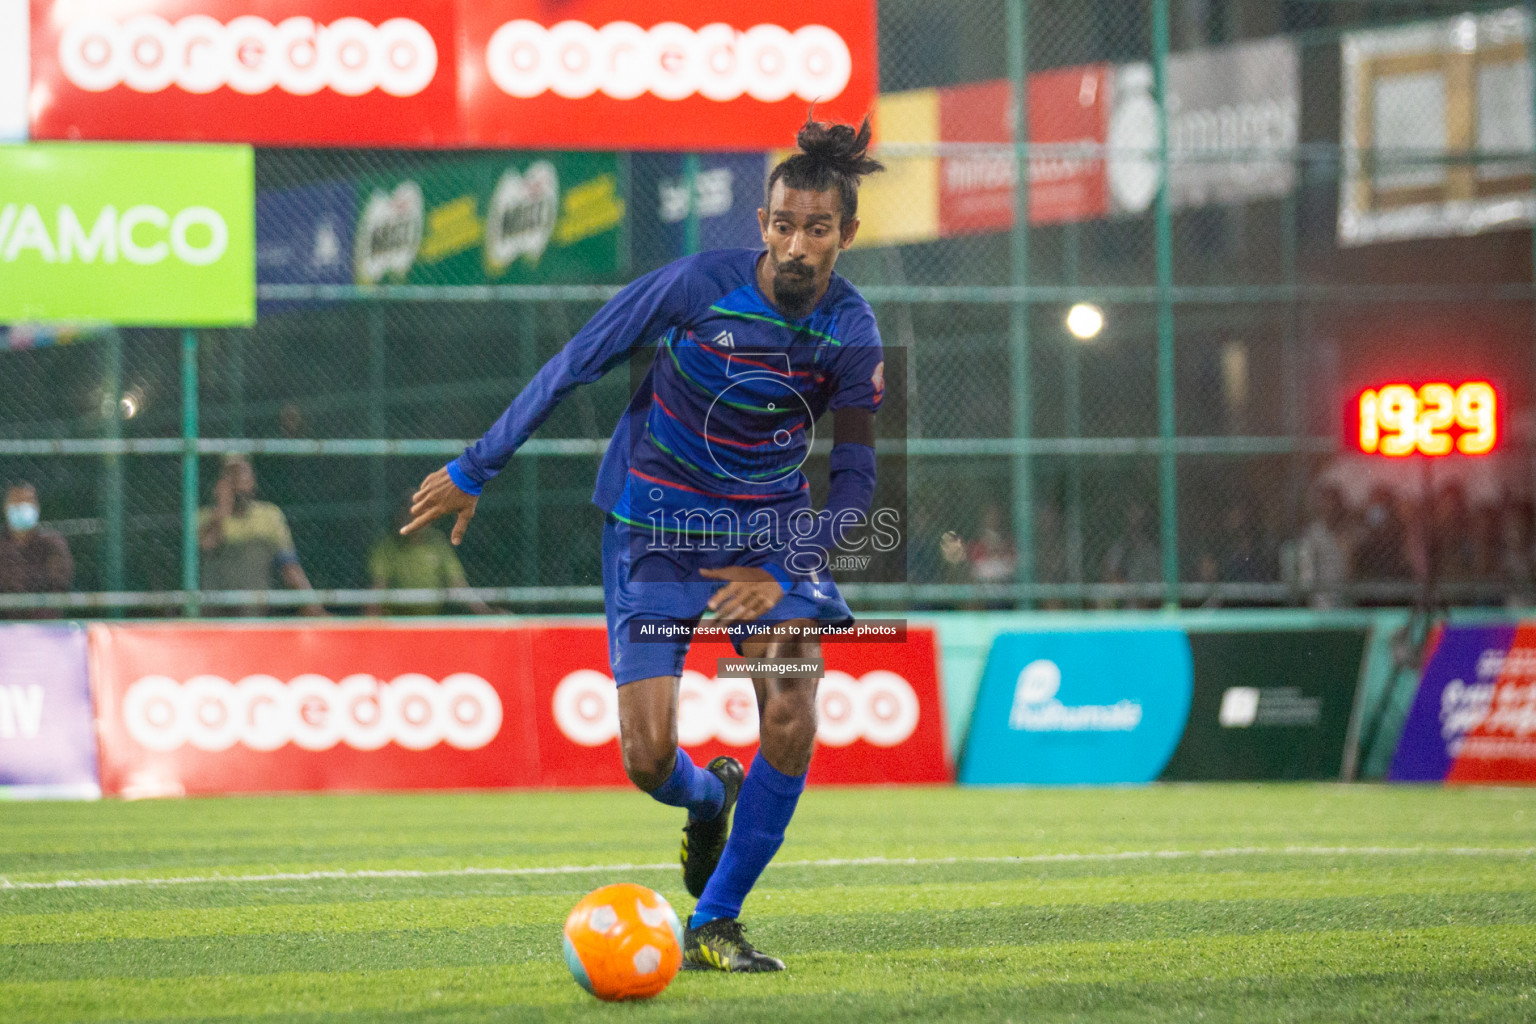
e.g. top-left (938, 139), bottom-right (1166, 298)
top-left (700, 567), bottom-right (784, 625)
top-left (403, 467), bottom-right (478, 545)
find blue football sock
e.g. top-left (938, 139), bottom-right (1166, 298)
top-left (690, 752), bottom-right (805, 927)
top-left (646, 747), bottom-right (725, 822)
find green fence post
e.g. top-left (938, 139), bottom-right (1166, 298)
top-left (181, 329), bottom-right (200, 617)
top-left (100, 329), bottom-right (125, 607)
top-left (682, 153), bottom-right (702, 256)
top-left (617, 151), bottom-right (633, 276)
top-left (368, 305), bottom-right (388, 532)
top-left (1064, 225), bottom-right (1084, 596)
top-left (1282, 168), bottom-right (1304, 540)
top-left (1152, 0), bottom-right (1179, 607)
top-left (1007, 0), bottom-right (1035, 602)
top-left (518, 303), bottom-right (541, 586)
top-left (230, 330), bottom-right (246, 437)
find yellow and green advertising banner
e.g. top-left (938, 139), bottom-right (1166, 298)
top-left (0, 143), bottom-right (254, 326)
top-left (350, 151), bottom-right (625, 286)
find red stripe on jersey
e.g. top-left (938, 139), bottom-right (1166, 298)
top-left (629, 468), bottom-right (807, 501)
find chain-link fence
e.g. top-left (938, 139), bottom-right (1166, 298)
top-left (2, 0), bottom-right (1534, 615)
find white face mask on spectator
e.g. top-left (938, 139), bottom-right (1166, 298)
top-left (6, 502), bottom-right (39, 532)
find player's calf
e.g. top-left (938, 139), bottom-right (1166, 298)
top-left (617, 675), bottom-right (682, 792)
top-left (756, 681), bottom-right (818, 776)
top-left (743, 628), bottom-right (822, 776)
top-left (681, 756), bottom-right (745, 897)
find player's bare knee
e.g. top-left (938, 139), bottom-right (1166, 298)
top-left (618, 718), bottom-right (677, 792)
top-left (621, 739), bottom-right (675, 793)
top-left (765, 636), bottom-right (819, 663)
top-left (759, 688), bottom-right (817, 770)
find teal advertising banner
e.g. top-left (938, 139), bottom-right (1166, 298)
top-left (959, 630), bottom-right (1194, 785)
top-left (351, 152), bottom-right (625, 286)
top-left (0, 143), bottom-right (254, 325)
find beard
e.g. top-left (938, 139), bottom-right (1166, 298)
top-left (771, 258), bottom-right (818, 319)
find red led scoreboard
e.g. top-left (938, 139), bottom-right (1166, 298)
top-left (1352, 381), bottom-right (1498, 457)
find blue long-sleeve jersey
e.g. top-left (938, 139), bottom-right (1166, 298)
top-left (450, 248), bottom-right (883, 555)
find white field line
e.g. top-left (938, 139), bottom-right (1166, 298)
top-left (1, 845), bottom-right (1532, 893)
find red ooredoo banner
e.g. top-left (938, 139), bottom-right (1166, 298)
top-left (527, 624), bottom-right (949, 787)
top-left (91, 624), bottom-right (541, 796)
top-left (458, 0), bottom-right (878, 149)
top-left (30, 0), bottom-right (878, 148)
top-left (91, 622), bottom-right (948, 796)
top-left (30, 0), bottom-right (460, 145)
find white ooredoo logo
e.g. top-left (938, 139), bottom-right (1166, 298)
top-left (59, 15), bottom-right (438, 97)
top-left (553, 669), bottom-right (920, 748)
top-left (485, 21), bottom-right (851, 103)
top-left (122, 673), bottom-right (502, 753)
top-left (1008, 659), bottom-right (1142, 732)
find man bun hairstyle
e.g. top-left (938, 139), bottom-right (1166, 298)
top-left (766, 111), bottom-right (885, 223)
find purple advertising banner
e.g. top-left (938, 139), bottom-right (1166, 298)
top-left (1388, 624), bottom-right (1517, 782)
top-left (0, 624), bottom-right (100, 799)
top-left (256, 180), bottom-right (356, 314)
top-left (632, 153), bottom-right (768, 263)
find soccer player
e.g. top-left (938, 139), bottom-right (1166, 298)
top-left (404, 116), bottom-right (885, 972)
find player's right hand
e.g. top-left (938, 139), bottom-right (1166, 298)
top-left (700, 566), bottom-right (784, 625)
top-left (403, 467), bottom-right (478, 546)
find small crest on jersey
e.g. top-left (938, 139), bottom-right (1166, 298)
top-left (871, 361), bottom-right (886, 397)
top-left (711, 330), bottom-right (735, 349)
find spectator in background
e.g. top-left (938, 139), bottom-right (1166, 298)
top-left (1101, 501), bottom-right (1160, 607)
top-left (1470, 500), bottom-right (1502, 588)
top-left (1496, 499), bottom-right (1535, 607)
top-left (1291, 484), bottom-right (1350, 608)
top-left (1193, 549), bottom-right (1223, 608)
top-left (0, 482), bottom-right (73, 619)
top-left (940, 501), bottom-right (1017, 610)
top-left (1218, 502), bottom-right (1276, 590)
top-left (965, 502), bottom-right (1018, 586)
top-left (1432, 483), bottom-right (1477, 581)
top-left (199, 455), bottom-right (324, 616)
top-left (1216, 504), bottom-right (1253, 583)
top-left (1352, 484), bottom-right (1412, 584)
top-left (907, 505), bottom-right (969, 606)
top-left (279, 403), bottom-right (306, 439)
top-left (365, 494), bottom-right (494, 616)
top-left (1034, 500), bottom-right (1070, 610)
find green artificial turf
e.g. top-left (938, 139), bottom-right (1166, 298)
top-left (1, 784), bottom-right (1533, 1022)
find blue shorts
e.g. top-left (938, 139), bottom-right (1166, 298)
top-left (601, 515), bottom-right (854, 685)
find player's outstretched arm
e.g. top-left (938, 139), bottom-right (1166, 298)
top-left (449, 258), bottom-right (710, 497)
top-left (402, 467), bottom-right (478, 546)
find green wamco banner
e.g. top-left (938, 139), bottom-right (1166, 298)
top-left (353, 152), bottom-right (625, 286)
top-left (0, 144), bottom-right (254, 326)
